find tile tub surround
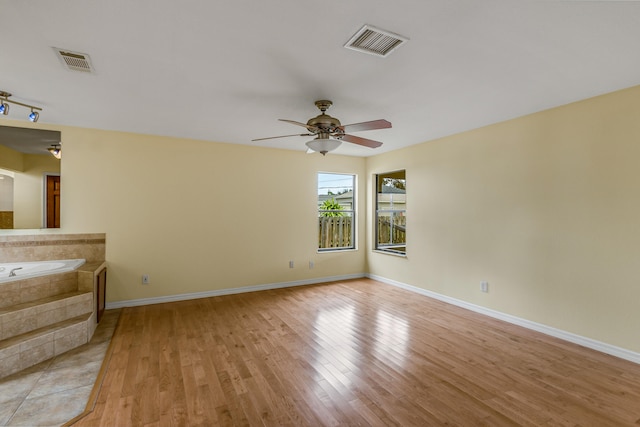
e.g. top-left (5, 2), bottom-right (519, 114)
top-left (0, 309), bottom-right (120, 427)
top-left (0, 291), bottom-right (93, 340)
top-left (0, 317), bottom-right (92, 379)
top-left (0, 271), bottom-right (78, 310)
top-left (0, 293), bottom-right (94, 379)
top-left (0, 259), bottom-right (107, 379)
top-left (0, 233), bottom-right (105, 263)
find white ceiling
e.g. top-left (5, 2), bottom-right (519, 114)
top-left (1, 0), bottom-right (640, 156)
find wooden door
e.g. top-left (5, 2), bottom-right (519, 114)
top-left (46, 175), bottom-right (60, 228)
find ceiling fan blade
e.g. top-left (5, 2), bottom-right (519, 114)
top-left (279, 119), bottom-right (319, 133)
top-left (340, 134), bottom-right (383, 148)
top-left (339, 119), bottom-right (391, 133)
top-left (252, 133), bottom-right (313, 141)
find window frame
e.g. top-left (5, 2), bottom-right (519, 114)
top-left (317, 172), bottom-right (356, 252)
top-left (374, 170), bottom-right (406, 256)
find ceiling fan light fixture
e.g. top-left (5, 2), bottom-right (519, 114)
top-left (48, 144), bottom-right (62, 159)
top-left (306, 137), bottom-right (342, 156)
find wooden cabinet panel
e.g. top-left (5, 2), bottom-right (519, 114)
top-left (97, 268), bottom-right (106, 323)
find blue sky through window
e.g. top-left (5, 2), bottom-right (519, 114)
top-left (318, 173), bottom-right (353, 195)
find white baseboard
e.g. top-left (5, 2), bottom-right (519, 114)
top-left (368, 274), bottom-right (640, 365)
top-left (105, 273), bottom-right (366, 310)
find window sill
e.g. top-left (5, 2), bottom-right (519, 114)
top-left (372, 249), bottom-right (407, 258)
top-left (317, 247), bottom-right (357, 254)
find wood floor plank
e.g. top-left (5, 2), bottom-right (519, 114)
top-left (72, 279), bottom-right (640, 426)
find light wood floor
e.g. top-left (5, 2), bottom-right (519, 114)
top-left (72, 279), bottom-right (640, 426)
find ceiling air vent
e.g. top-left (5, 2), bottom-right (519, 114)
top-left (344, 25), bottom-right (408, 58)
top-left (53, 48), bottom-right (94, 73)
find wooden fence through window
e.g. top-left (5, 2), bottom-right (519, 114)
top-left (319, 216), bottom-right (352, 249)
top-left (318, 215), bottom-right (406, 249)
top-left (377, 215), bottom-right (406, 246)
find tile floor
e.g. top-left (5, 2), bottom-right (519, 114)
top-left (0, 309), bottom-right (120, 427)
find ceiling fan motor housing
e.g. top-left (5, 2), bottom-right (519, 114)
top-left (307, 114), bottom-right (342, 132)
top-left (307, 100), bottom-right (343, 136)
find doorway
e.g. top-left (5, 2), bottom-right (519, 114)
top-left (46, 174), bottom-right (60, 228)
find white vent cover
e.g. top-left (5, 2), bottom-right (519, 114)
top-left (344, 25), bottom-right (408, 57)
top-left (53, 48), bottom-right (94, 73)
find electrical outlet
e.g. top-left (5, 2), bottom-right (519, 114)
top-left (142, 274), bottom-right (150, 284)
top-left (309, 261), bottom-right (314, 269)
top-left (289, 261), bottom-right (294, 269)
top-left (480, 281), bottom-right (489, 293)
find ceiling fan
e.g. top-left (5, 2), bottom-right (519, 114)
top-left (252, 100), bottom-right (391, 155)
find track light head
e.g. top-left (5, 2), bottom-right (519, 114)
top-left (0, 101), bottom-right (8, 115)
top-left (28, 110), bottom-right (39, 122)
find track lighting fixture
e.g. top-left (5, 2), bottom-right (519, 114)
top-left (48, 144), bottom-right (62, 159)
top-left (0, 91), bottom-right (43, 122)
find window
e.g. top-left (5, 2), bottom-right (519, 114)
top-left (317, 172), bottom-right (355, 251)
top-left (375, 170), bottom-right (406, 255)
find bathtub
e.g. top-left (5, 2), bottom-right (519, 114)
top-left (0, 259), bottom-right (86, 283)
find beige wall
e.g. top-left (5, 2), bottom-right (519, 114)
top-left (14, 154), bottom-right (60, 229)
top-left (54, 126), bottom-right (366, 302)
top-left (0, 144), bottom-right (23, 171)
top-left (0, 171), bottom-right (14, 211)
top-left (367, 84), bottom-right (640, 352)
